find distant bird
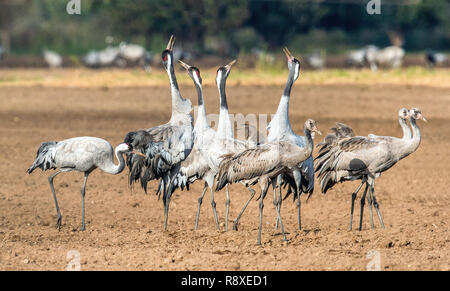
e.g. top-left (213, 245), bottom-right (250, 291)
top-left (27, 137), bottom-right (140, 231)
top-left (43, 50), bottom-right (62, 68)
top-left (425, 50), bottom-right (448, 67)
top-left (372, 46), bottom-right (405, 71)
top-left (99, 46), bottom-right (121, 67)
top-left (216, 119), bottom-right (321, 245)
top-left (124, 35), bottom-right (194, 231)
top-left (82, 50), bottom-right (101, 68)
top-left (305, 50), bottom-right (325, 70)
top-left (119, 42), bottom-right (148, 67)
top-left (315, 107), bottom-right (426, 230)
top-left (346, 45), bottom-right (378, 68)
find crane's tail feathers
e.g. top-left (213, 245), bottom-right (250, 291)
top-left (27, 141), bottom-right (58, 174)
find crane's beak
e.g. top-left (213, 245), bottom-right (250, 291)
top-left (166, 35), bottom-right (175, 51)
top-left (178, 59), bottom-right (190, 70)
top-left (224, 59), bottom-right (237, 72)
top-left (283, 47), bottom-right (294, 63)
top-left (419, 114), bottom-right (427, 122)
top-left (314, 128), bottom-right (322, 136)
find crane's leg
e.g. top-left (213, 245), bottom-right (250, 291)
top-left (194, 184), bottom-right (208, 231)
top-left (296, 188), bottom-right (301, 231)
top-left (163, 175), bottom-right (174, 232)
top-left (275, 184), bottom-right (287, 242)
top-left (293, 170), bottom-right (302, 231)
top-left (370, 180), bottom-right (385, 228)
top-left (367, 187), bottom-right (375, 229)
top-left (156, 179), bottom-right (164, 200)
top-left (233, 186), bottom-right (255, 231)
top-left (257, 186), bottom-right (269, 246)
top-left (277, 191), bottom-right (283, 229)
top-left (225, 185), bottom-right (230, 232)
top-left (80, 172), bottom-right (90, 231)
top-left (358, 182), bottom-right (369, 231)
top-left (48, 170), bottom-right (63, 230)
top-left (349, 180), bottom-right (365, 231)
top-left (210, 188), bottom-right (220, 230)
top-left (272, 182), bottom-right (279, 230)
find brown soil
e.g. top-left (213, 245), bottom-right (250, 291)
top-left (0, 81), bottom-right (449, 270)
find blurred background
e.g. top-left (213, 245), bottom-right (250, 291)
top-left (0, 0), bottom-right (449, 69)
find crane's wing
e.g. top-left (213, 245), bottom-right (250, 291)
top-left (215, 144), bottom-right (283, 191)
top-left (124, 122), bottom-right (194, 192)
top-left (315, 123), bottom-right (387, 193)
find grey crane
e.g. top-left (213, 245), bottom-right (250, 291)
top-left (232, 48), bottom-right (315, 233)
top-left (124, 35), bottom-right (194, 231)
top-left (175, 59), bottom-right (254, 231)
top-left (27, 137), bottom-right (140, 231)
top-left (172, 59), bottom-right (220, 230)
top-left (215, 119), bottom-right (321, 245)
top-left (315, 107), bottom-right (426, 230)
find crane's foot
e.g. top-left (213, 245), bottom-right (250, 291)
top-left (80, 225), bottom-right (86, 232)
top-left (56, 216), bottom-right (62, 231)
top-left (232, 221), bottom-right (239, 231)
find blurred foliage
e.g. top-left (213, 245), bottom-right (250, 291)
top-left (0, 0), bottom-right (449, 56)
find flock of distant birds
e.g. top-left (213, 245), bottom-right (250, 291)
top-left (28, 36), bottom-right (427, 245)
top-left (2, 37), bottom-right (445, 70)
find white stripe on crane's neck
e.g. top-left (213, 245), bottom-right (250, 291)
top-left (216, 70), bottom-right (223, 87)
top-left (193, 72), bottom-right (201, 88)
top-left (293, 63), bottom-right (300, 81)
top-left (217, 107), bottom-right (233, 139)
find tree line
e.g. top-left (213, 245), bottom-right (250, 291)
top-left (1, 0), bottom-right (449, 56)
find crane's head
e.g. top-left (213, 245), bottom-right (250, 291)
top-left (283, 47), bottom-right (301, 81)
top-left (409, 108), bottom-right (427, 122)
top-left (116, 143), bottom-right (132, 153)
top-left (305, 119), bottom-right (322, 136)
top-left (179, 60), bottom-right (202, 87)
top-left (398, 107), bottom-right (409, 120)
top-left (216, 59), bottom-right (237, 85)
top-left (162, 35), bottom-right (175, 72)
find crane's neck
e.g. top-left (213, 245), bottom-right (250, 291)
top-left (217, 78), bottom-right (233, 139)
top-left (194, 83), bottom-right (208, 132)
top-left (303, 127), bottom-right (314, 157)
top-left (103, 147), bottom-right (126, 175)
top-left (167, 62), bottom-right (191, 119)
top-left (396, 118), bottom-right (421, 161)
top-left (399, 116), bottom-right (412, 140)
top-left (409, 118), bottom-right (421, 150)
top-left (217, 78), bottom-right (229, 110)
top-left (268, 72), bottom-right (295, 141)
